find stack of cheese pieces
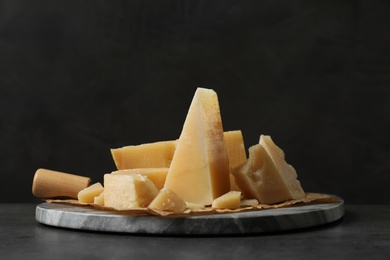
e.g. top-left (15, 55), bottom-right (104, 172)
top-left (77, 88), bottom-right (305, 213)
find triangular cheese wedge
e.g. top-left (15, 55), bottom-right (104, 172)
top-left (164, 88), bottom-right (231, 205)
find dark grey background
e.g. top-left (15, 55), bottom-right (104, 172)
top-left (1, 0), bottom-right (389, 203)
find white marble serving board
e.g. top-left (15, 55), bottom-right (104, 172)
top-left (35, 195), bottom-right (344, 235)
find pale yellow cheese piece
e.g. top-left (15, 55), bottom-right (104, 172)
top-left (111, 168), bottom-right (168, 190)
top-left (77, 182), bottom-right (104, 203)
top-left (224, 130), bottom-right (247, 168)
top-left (185, 202), bottom-right (205, 210)
top-left (110, 140), bottom-right (177, 169)
top-left (94, 191), bottom-right (104, 206)
top-left (211, 191), bottom-right (241, 209)
top-left (104, 174), bottom-right (158, 210)
top-left (110, 131), bottom-right (242, 171)
top-left (148, 188), bottom-right (186, 213)
top-left (240, 199), bottom-right (259, 207)
top-left (164, 88), bottom-right (231, 205)
top-left (232, 142), bottom-right (304, 204)
top-left (224, 130), bottom-right (247, 191)
top-left (259, 135), bottom-right (305, 200)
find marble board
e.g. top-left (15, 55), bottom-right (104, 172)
top-left (35, 195), bottom-right (344, 235)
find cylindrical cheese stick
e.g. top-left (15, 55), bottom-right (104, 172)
top-left (32, 168), bottom-right (91, 199)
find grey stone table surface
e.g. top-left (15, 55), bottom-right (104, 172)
top-left (1, 204), bottom-right (389, 260)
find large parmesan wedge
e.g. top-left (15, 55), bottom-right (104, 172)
top-left (164, 88), bottom-right (231, 205)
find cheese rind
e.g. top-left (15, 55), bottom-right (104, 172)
top-left (77, 182), bottom-right (104, 203)
top-left (104, 174), bottom-right (158, 210)
top-left (259, 135), bottom-right (305, 200)
top-left (211, 191), bottom-right (241, 209)
top-left (111, 168), bottom-right (168, 190)
top-left (148, 188), bottom-right (186, 213)
top-left (164, 88), bottom-right (231, 205)
top-left (110, 141), bottom-right (177, 169)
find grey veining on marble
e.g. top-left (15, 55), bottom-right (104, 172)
top-left (35, 196), bottom-right (344, 235)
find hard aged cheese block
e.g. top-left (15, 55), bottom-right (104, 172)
top-left (224, 130), bottom-right (247, 191)
top-left (77, 182), bottom-right (104, 203)
top-left (110, 140), bottom-right (177, 169)
top-left (111, 168), bottom-right (168, 190)
top-left (259, 135), bottom-right (305, 200)
top-left (148, 188), bottom-right (186, 213)
top-left (104, 174), bottom-right (158, 210)
top-left (212, 191), bottom-right (241, 209)
top-left (164, 88), bottom-right (231, 205)
top-left (232, 143), bottom-right (299, 204)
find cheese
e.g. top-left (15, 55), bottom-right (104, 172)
top-left (94, 191), bottom-right (104, 206)
top-left (211, 191), bottom-right (241, 209)
top-left (164, 88), bottom-right (231, 205)
top-left (110, 131), bottom-right (243, 171)
top-left (259, 135), bottom-right (305, 200)
top-left (111, 168), bottom-right (168, 190)
top-left (232, 141), bottom-right (304, 204)
top-left (185, 202), bottom-right (205, 210)
top-left (224, 130), bottom-right (247, 191)
top-left (77, 182), bottom-right (104, 203)
top-left (240, 199), bottom-right (259, 207)
top-left (104, 174), bottom-right (158, 210)
top-left (148, 188), bottom-right (186, 213)
top-left (110, 140), bottom-right (177, 169)
top-left (224, 130), bottom-right (247, 168)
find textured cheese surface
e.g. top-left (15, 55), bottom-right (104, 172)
top-left (148, 188), bottom-right (186, 213)
top-left (232, 144), bottom-right (294, 204)
top-left (104, 174), bottom-right (158, 210)
top-left (110, 141), bottom-right (177, 169)
top-left (224, 130), bottom-right (247, 168)
top-left (224, 130), bottom-right (247, 191)
top-left (212, 191), bottom-right (241, 209)
top-left (164, 88), bottom-right (231, 205)
top-left (77, 182), bottom-right (104, 203)
top-left (111, 168), bottom-right (168, 190)
top-left (259, 135), bottom-right (305, 200)
top-left (94, 191), bottom-right (104, 206)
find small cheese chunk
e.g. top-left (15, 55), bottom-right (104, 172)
top-left (232, 142), bottom-right (304, 204)
top-left (212, 191), bottom-right (241, 209)
top-left (259, 135), bottom-right (305, 200)
top-left (240, 199), bottom-right (259, 207)
top-left (224, 130), bottom-right (247, 191)
top-left (104, 174), bottom-right (158, 210)
top-left (164, 88), bottom-right (231, 205)
top-left (77, 182), bottom-right (104, 203)
top-left (94, 191), bottom-right (104, 206)
top-left (148, 188), bottom-right (186, 213)
top-left (110, 140), bottom-right (177, 169)
top-left (185, 202), bottom-right (205, 210)
top-left (111, 168), bottom-right (168, 190)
